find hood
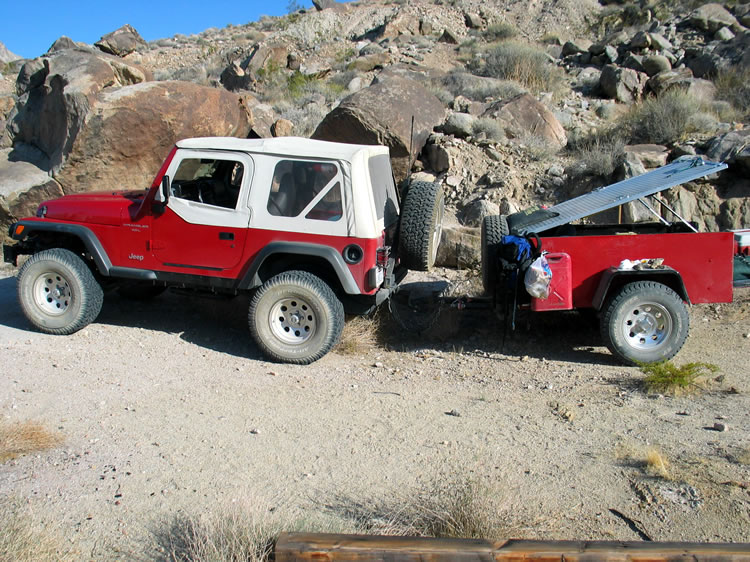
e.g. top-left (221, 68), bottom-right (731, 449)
top-left (40, 190), bottom-right (147, 226)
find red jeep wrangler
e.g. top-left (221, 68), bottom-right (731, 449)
top-left (4, 137), bottom-right (444, 364)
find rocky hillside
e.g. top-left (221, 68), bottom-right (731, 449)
top-left (1, 0), bottom-right (748, 258)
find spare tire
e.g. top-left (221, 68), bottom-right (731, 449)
top-left (398, 181), bottom-right (445, 271)
top-left (481, 214), bottom-right (509, 294)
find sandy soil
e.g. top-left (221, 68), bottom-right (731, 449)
top-left (1, 263), bottom-right (749, 559)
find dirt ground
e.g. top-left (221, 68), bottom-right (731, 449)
top-left (1, 262), bottom-right (749, 559)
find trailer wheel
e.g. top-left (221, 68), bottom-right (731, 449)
top-left (600, 281), bottom-right (689, 365)
top-left (398, 181), bottom-right (445, 271)
top-left (481, 215), bottom-right (509, 294)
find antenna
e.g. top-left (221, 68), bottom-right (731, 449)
top-left (408, 115), bottom-right (415, 172)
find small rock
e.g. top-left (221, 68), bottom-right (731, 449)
top-left (373, 362), bottom-right (384, 368)
top-left (547, 164), bottom-right (565, 177)
top-left (446, 409), bottom-right (461, 417)
top-left (713, 422), bottom-right (729, 432)
top-left (715, 26), bottom-right (735, 41)
top-left (250, 429), bottom-right (260, 435)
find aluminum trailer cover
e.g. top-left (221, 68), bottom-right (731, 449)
top-left (512, 157), bottom-right (728, 235)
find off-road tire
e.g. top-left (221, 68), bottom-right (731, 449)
top-left (600, 281), bottom-right (689, 365)
top-left (17, 248), bottom-right (103, 335)
top-left (248, 270), bottom-right (345, 364)
top-left (481, 214), bottom-right (509, 294)
top-left (398, 181), bottom-right (445, 271)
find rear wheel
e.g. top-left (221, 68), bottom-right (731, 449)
top-left (17, 248), bottom-right (103, 335)
top-left (481, 214), bottom-right (508, 294)
top-left (398, 181), bottom-right (445, 271)
top-left (248, 271), bottom-right (344, 364)
top-left (600, 281), bottom-right (689, 365)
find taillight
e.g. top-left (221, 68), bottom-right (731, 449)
top-left (376, 246), bottom-right (390, 268)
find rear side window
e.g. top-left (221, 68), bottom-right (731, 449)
top-left (368, 154), bottom-right (399, 227)
top-left (267, 159), bottom-right (341, 221)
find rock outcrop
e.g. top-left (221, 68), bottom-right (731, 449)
top-left (94, 24), bottom-right (147, 57)
top-left (312, 76), bottom-right (445, 183)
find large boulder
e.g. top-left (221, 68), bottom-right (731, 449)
top-left (705, 129), bottom-right (750, 175)
top-left (646, 67), bottom-right (716, 101)
top-left (690, 3), bottom-right (740, 33)
top-left (94, 24), bottom-right (147, 57)
top-left (481, 93), bottom-right (567, 148)
top-left (54, 81), bottom-right (253, 194)
top-left (599, 65), bottom-right (646, 103)
top-left (312, 76), bottom-right (445, 183)
top-left (0, 148), bottom-right (63, 238)
top-left (9, 48), bottom-right (150, 172)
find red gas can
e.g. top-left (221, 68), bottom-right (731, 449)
top-left (531, 252), bottom-right (573, 311)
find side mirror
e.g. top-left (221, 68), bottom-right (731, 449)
top-left (161, 175), bottom-right (170, 204)
top-left (152, 175), bottom-right (170, 214)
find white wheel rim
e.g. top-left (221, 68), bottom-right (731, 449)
top-left (621, 301), bottom-right (673, 351)
top-left (269, 297), bottom-right (316, 344)
top-left (33, 272), bottom-right (72, 316)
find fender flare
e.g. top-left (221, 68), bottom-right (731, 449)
top-left (592, 266), bottom-right (690, 311)
top-left (238, 241), bottom-right (360, 294)
top-left (12, 220), bottom-right (115, 275)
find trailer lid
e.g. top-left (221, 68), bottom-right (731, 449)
top-left (510, 157), bottom-right (728, 235)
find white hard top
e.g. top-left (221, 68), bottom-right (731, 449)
top-left (176, 136), bottom-right (390, 161)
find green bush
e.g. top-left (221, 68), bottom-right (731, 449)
top-left (640, 360), bottom-right (718, 395)
top-left (569, 133), bottom-right (626, 177)
top-left (472, 118), bottom-right (505, 141)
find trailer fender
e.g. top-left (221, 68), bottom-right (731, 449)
top-left (592, 267), bottom-right (690, 311)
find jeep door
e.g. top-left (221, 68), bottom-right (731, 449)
top-left (151, 150), bottom-right (254, 272)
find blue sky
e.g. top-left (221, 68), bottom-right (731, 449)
top-left (1, 0), bottom-right (322, 60)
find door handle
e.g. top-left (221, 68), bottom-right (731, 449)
top-left (219, 232), bottom-right (234, 240)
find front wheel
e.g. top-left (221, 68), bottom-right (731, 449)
top-left (600, 281), bottom-right (689, 365)
top-left (17, 248), bottom-right (104, 335)
top-left (248, 271), bottom-right (344, 364)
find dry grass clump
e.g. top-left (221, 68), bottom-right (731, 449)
top-left (639, 361), bottom-right (718, 396)
top-left (0, 497), bottom-right (68, 561)
top-left (329, 479), bottom-right (534, 539)
top-left (157, 498), bottom-right (355, 562)
top-left (645, 447), bottom-right (671, 479)
top-left (439, 71), bottom-right (526, 102)
top-left (335, 314), bottom-right (384, 355)
top-left (568, 131), bottom-right (626, 178)
top-left (0, 420), bottom-right (63, 463)
top-left (621, 90), bottom-right (702, 145)
top-left (472, 42), bottom-right (566, 94)
top-left (482, 22), bottom-right (518, 43)
top-left (714, 65), bottom-right (750, 120)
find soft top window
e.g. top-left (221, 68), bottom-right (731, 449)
top-left (368, 154), bottom-right (399, 227)
top-left (267, 159), bottom-right (340, 218)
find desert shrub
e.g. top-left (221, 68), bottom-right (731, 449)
top-left (482, 22), bottom-right (517, 42)
top-left (622, 89), bottom-right (702, 145)
top-left (276, 103), bottom-right (329, 137)
top-left (714, 65), bottom-right (750, 119)
top-left (640, 360), bottom-right (718, 395)
top-left (518, 134), bottom-right (559, 162)
top-left (0, 421), bottom-right (63, 463)
top-left (471, 42), bottom-right (565, 94)
top-left (472, 118), bottom-right (505, 141)
top-left (645, 447), bottom-right (671, 479)
top-left (568, 128), bottom-right (627, 177)
top-left (440, 71), bottom-right (526, 102)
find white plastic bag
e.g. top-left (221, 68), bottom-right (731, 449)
top-left (524, 254), bottom-right (552, 299)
